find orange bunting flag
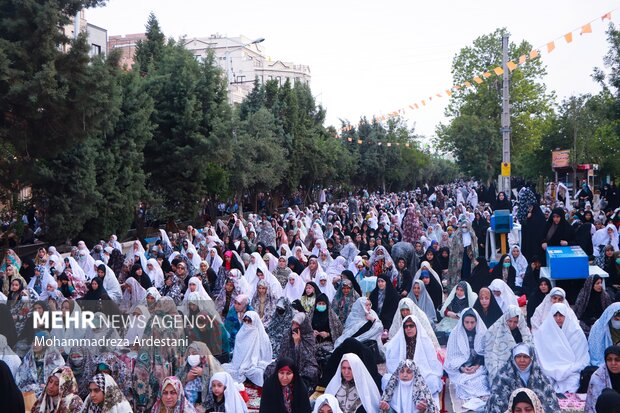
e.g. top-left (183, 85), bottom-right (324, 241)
top-left (506, 61), bottom-right (517, 72)
top-left (436, 93), bottom-right (442, 98)
top-left (453, 85), bottom-right (461, 90)
top-left (529, 50), bottom-right (539, 59)
top-left (546, 41), bottom-right (555, 53)
top-left (446, 90), bottom-right (453, 96)
top-left (414, 103), bottom-right (419, 109)
top-left (602, 12), bottom-right (612, 21)
top-left (482, 72), bottom-right (491, 79)
top-left (409, 105), bottom-right (415, 110)
top-left (464, 81), bottom-right (472, 88)
top-left (493, 67), bottom-right (504, 76)
top-left (473, 76), bottom-right (483, 84)
top-left (581, 23), bottom-right (592, 34)
top-left (421, 100), bottom-right (426, 106)
top-left (518, 55), bottom-right (527, 64)
top-left (564, 32), bottom-right (573, 43)
top-left (357, 140), bottom-right (363, 144)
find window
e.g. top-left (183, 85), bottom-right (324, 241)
top-left (89, 44), bottom-right (102, 57)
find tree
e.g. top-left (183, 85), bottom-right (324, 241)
top-left (436, 28), bottom-right (554, 183)
top-left (134, 12), bottom-right (165, 73)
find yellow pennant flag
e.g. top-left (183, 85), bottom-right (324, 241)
top-left (493, 67), bottom-right (504, 76)
top-left (473, 76), bottom-right (483, 84)
top-left (581, 23), bottom-right (592, 34)
top-left (421, 100), bottom-right (426, 106)
top-left (518, 55), bottom-right (527, 64)
top-left (506, 61), bottom-right (517, 71)
top-left (564, 32), bottom-right (573, 43)
top-left (482, 72), bottom-right (491, 79)
top-left (546, 41), bottom-right (555, 53)
top-left (602, 12), bottom-right (612, 21)
top-left (529, 50), bottom-right (539, 59)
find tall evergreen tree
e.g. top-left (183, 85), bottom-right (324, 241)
top-left (134, 12), bottom-right (166, 74)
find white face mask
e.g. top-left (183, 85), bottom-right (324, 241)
top-left (187, 354), bottom-right (201, 367)
top-left (611, 319), bottom-right (620, 330)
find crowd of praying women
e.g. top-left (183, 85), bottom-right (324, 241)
top-left (1, 181), bottom-right (620, 412)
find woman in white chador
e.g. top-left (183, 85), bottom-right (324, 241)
top-left (533, 302), bottom-right (589, 393)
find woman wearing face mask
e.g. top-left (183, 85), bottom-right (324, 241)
top-left (485, 344), bottom-right (559, 413)
top-left (412, 262), bottom-right (443, 310)
top-left (588, 303), bottom-right (620, 366)
top-left (490, 255), bottom-right (517, 291)
top-left (310, 293), bottom-right (344, 366)
top-left (176, 341), bottom-right (223, 408)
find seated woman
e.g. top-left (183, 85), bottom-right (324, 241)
top-left (473, 287), bottom-right (503, 328)
top-left (485, 344), bottom-right (559, 413)
top-left (266, 298), bottom-right (294, 358)
top-left (333, 297), bottom-right (384, 355)
top-left (312, 394), bottom-right (344, 413)
top-left (436, 281), bottom-right (477, 334)
top-left (176, 341), bottom-right (223, 408)
top-left (331, 278), bottom-right (360, 325)
top-left (444, 308), bottom-right (490, 401)
top-left (380, 359), bottom-right (439, 413)
top-left (151, 376), bottom-right (196, 413)
top-left (369, 274), bottom-right (399, 332)
top-left (384, 315), bottom-right (443, 405)
top-left (488, 279), bottom-right (518, 314)
top-left (317, 273), bottom-right (337, 302)
top-left (251, 279), bottom-right (278, 327)
top-left (533, 302), bottom-right (590, 393)
top-left (284, 272), bottom-right (305, 302)
top-left (259, 357), bottom-right (312, 413)
top-left (589, 303), bottom-right (620, 366)
top-left (409, 279), bottom-right (437, 324)
top-left (585, 345), bottom-right (620, 413)
top-left (324, 353), bottom-right (381, 413)
top-left (483, 306), bottom-right (532, 381)
top-left (222, 311), bottom-right (272, 387)
top-left (509, 246), bottom-right (528, 292)
top-left (81, 373), bottom-right (133, 413)
top-left (525, 278), bottom-right (551, 327)
top-left (301, 282), bottom-right (321, 313)
top-left (15, 331), bottom-right (64, 397)
top-left (310, 293), bottom-right (343, 362)
top-left (413, 261), bottom-right (443, 310)
top-left (530, 287), bottom-right (577, 333)
top-left (203, 371), bottom-right (248, 413)
top-left (270, 312), bottom-right (320, 391)
top-left (491, 254), bottom-right (517, 291)
top-left (504, 388), bottom-right (546, 413)
top-left (0, 359), bottom-right (25, 413)
top-left (388, 297), bottom-right (439, 348)
top-left (574, 275), bottom-right (613, 334)
top-left (31, 365), bottom-right (84, 413)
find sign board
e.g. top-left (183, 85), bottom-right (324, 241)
top-left (551, 150), bottom-right (570, 168)
top-left (501, 162), bottom-right (511, 177)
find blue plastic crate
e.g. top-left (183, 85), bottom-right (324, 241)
top-left (546, 246), bottom-right (589, 280)
top-left (490, 210), bottom-right (513, 234)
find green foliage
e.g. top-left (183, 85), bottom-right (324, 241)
top-left (134, 12), bottom-right (165, 74)
top-left (436, 28), bottom-right (554, 183)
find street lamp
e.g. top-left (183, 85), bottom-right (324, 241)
top-left (224, 37), bottom-right (265, 86)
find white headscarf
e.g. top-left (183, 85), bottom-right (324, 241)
top-left (263, 252), bottom-right (278, 273)
top-left (245, 252), bottom-right (283, 297)
top-left (388, 297), bottom-right (439, 348)
top-left (413, 261), bottom-right (441, 285)
top-left (207, 248), bottom-right (223, 274)
top-left (62, 257), bottom-right (86, 281)
top-left (444, 308), bottom-right (487, 376)
top-left (509, 245), bottom-right (528, 286)
top-left (183, 277), bottom-right (212, 304)
top-left (181, 242), bottom-right (201, 269)
top-left (325, 353), bottom-right (381, 413)
top-left (278, 244), bottom-right (293, 260)
top-left (316, 273), bottom-right (336, 301)
top-left (124, 305), bottom-right (151, 343)
top-left (121, 277), bottom-right (147, 313)
top-left (145, 258), bottom-right (164, 289)
top-left (93, 260), bottom-right (122, 303)
top-left (440, 281), bottom-right (478, 315)
top-left (488, 279), bottom-right (518, 313)
top-left (312, 394), bottom-right (343, 413)
top-left (77, 250), bottom-right (97, 280)
top-left (333, 297), bottom-right (384, 350)
top-left (283, 272), bottom-right (305, 302)
top-left (530, 287), bottom-right (577, 332)
top-left (209, 371), bottom-right (249, 413)
top-left (385, 315), bottom-right (443, 395)
top-left (327, 256), bottom-right (348, 278)
top-left (533, 303), bottom-right (589, 392)
top-left (158, 229), bottom-right (172, 250)
top-left (127, 240), bottom-right (148, 270)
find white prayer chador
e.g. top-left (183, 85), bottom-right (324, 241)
top-left (222, 311), bottom-right (272, 386)
top-left (388, 297), bottom-right (440, 349)
top-left (124, 305), bottom-right (151, 343)
top-left (263, 252), bottom-right (279, 273)
top-left (444, 308), bottom-right (490, 401)
top-left (530, 287), bottom-right (577, 332)
top-left (327, 256), bottom-right (348, 278)
top-left (409, 279), bottom-right (437, 323)
top-left (533, 303), bottom-right (589, 393)
top-left (316, 273), bottom-right (337, 301)
top-left (325, 353), bottom-right (381, 413)
top-left (245, 253), bottom-right (283, 298)
top-left (50, 301), bottom-right (86, 354)
top-left (62, 256), bottom-right (86, 282)
top-left (589, 302), bottom-right (620, 366)
top-left (207, 248), bottom-right (223, 274)
top-left (384, 315), bottom-right (443, 397)
top-left (209, 371), bottom-right (249, 413)
top-left (27, 269), bottom-right (54, 295)
top-left (158, 229), bottom-right (172, 251)
top-left (78, 249), bottom-right (97, 280)
top-left (333, 297), bottom-right (384, 351)
top-left (145, 258), bottom-right (164, 289)
top-left (120, 277), bottom-right (147, 314)
top-left (509, 245), bottom-right (528, 287)
top-left (312, 394), bottom-right (343, 413)
top-left (229, 269), bottom-right (252, 297)
top-left (413, 261), bottom-right (441, 286)
top-left (126, 240), bottom-right (148, 270)
top-left (183, 277), bottom-right (213, 304)
top-left (283, 272), bottom-right (305, 302)
top-left (93, 260), bottom-right (122, 303)
top-left (488, 279), bottom-right (518, 313)
top-left (181, 242), bottom-right (202, 269)
top-left (0, 334), bottom-right (21, 376)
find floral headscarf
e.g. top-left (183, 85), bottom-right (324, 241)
top-left (31, 365), bottom-right (84, 413)
top-left (151, 376), bottom-right (196, 413)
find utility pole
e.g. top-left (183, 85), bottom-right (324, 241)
top-left (500, 34), bottom-right (511, 197)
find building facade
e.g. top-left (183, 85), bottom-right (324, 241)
top-left (108, 33), bottom-right (147, 69)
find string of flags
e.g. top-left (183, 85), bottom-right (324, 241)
top-left (335, 9), bottom-right (617, 146)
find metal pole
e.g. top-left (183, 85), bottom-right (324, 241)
top-left (501, 34), bottom-right (511, 196)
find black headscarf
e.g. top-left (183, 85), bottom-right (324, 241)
top-left (469, 256), bottom-right (492, 293)
top-left (81, 277), bottom-right (107, 301)
top-left (491, 254), bottom-right (516, 289)
top-left (595, 388), bottom-right (620, 413)
top-left (259, 357), bottom-right (311, 413)
top-left (494, 192), bottom-right (512, 211)
top-left (473, 288), bottom-right (503, 328)
top-left (0, 360), bottom-right (25, 413)
top-left (7, 278), bottom-right (25, 302)
top-left (340, 270), bottom-right (363, 297)
top-left (302, 282), bottom-right (320, 299)
top-left (369, 274), bottom-right (399, 330)
top-left (130, 263), bottom-right (152, 290)
top-left (543, 207), bottom-right (574, 247)
top-left (287, 257), bottom-right (305, 275)
top-left (511, 390), bottom-right (533, 412)
top-left (311, 293), bottom-right (331, 333)
top-left (526, 277), bottom-right (552, 326)
top-left (0, 304), bottom-right (17, 347)
top-left (317, 337), bottom-right (382, 390)
top-left (58, 272), bottom-right (73, 298)
top-left (423, 248), bottom-right (440, 272)
top-left (19, 258), bottom-right (35, 284)
top-left (158, 253), bottom-right (173, 274)
top-left (437, 247), bottom-right (450, 272)
top-left (521, 200), bottom-right (547, 262)
top-left (605, 345), bottom-right (620, 392)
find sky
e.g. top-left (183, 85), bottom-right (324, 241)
top-left (88, 0), bottom-right (619, 143)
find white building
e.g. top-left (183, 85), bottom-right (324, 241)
top-left (184, 35), bottom-right (311, 104)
